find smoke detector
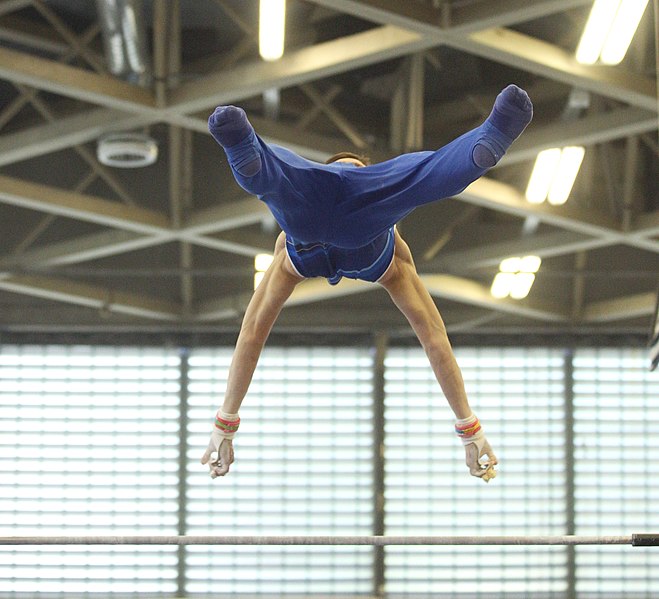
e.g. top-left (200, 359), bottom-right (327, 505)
top-left (97, 133), bottom-right (158, 168)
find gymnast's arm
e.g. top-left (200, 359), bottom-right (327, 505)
top-left (201, 231), bottom-right (304, 478)
top-left (378, 229), bottom-right (497, 480)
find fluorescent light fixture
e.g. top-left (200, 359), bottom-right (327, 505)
top-left (526, 147), bottom-right (584, 205)
top-left (491, 256), bottom-right (541, 299)
top-left (576, 0), bottom-right (620, 64)
top-left (510, 273), bottom-right (536, 299)
top-left (491, 272), bottom-right (515, 299)
top-left (547, 146), bottom-right (586, 205)
top-left (255, 253), bottom-right (274, 272)
top-left (525, 148), bottom-right (562, 204)
top-left (600, 0), bottom-right (650, 65)
top-left (254, 253), bottom-right (274, 289)
top-left (259, 0), bottom-right (286, 61)
top-left (254, 271), bottom-right (265, 289)
top-left (519, 255), bottom-right (542, 274)
top-left (500, 257), bottom-right (522, 273)
top-left (576, 0), bottom-right (649, 65)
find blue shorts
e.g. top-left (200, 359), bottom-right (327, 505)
top-left (286, 227), bottom-right (395, 285)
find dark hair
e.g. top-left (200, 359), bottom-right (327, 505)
top-left (325, 151), bottom-right (371, 166)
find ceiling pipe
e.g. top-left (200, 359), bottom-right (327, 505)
top-left (96, 0), bottom-right (150, 85)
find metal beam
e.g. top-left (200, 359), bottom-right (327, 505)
top-left (0, 108), bottom-right (154, 166)
top-left (305, 0), bottom-right (591, 34)
top-left (183, 199), bottom-right (271, 236)
top-left (0, 174), bottom-right (170, 234)
top-left (195, 278), bottom-right (373, 321)
top-left (168, 25), bottom-right (432, 114)
top-left (0, 274), bottom-right (180, 320)
top-left (0, 14), bottom-right (70, 54)
top-left (306, 1), bottom-right (657, 112)
top-left (16, 83), bottom-right (137, 206)
top-left (503, 107), bottom-right (659, 166)
top-left (420, 273), bottom-right (568, 321)
top-left (423, 231), bottom-right (613, 271)
top-left (0, 45), bottom-right (156, 112)
top-left (582, 292), bottom-right (657, 322)
top-left (448, 0), bottom-right (593, 33)
top-left (633, 210), bottom-right (659, 238)
top-left (0, 230), bottom-right (162, 269)
top-left (0, 0), bottom-right (32, 18)
top-left (457, 178), bottom-right (659, 254)
top-left (299, 83), bottom-right (367, 149)
top-left (461, 29), bottom-right (657, 112)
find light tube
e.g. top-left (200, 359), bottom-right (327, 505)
top-left (519, 255), bottom-right (542, 274)
top-left (259, 0), bottom-right (286, 61)
top-left (491, 272), bottom-right (515, 299)
top-left (600, 0), bottom-right (649, 65)
top-left (576, 0), bottom-right (620, 65)
top-left (255, 253), bottom-right (274, 273)
top-left (525, 148), bottom-right (562, 204)
top-left (254, 271), bottom-right (265, 289)
top-left (510, 273), bottom-right (536, 300)
top-left (547, 146), bottom-right (585, 205)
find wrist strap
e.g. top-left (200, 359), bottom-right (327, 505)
top-left (455, 413), bottom-right (482, 439)
top-left (215, 410), bottom-right (240, 439)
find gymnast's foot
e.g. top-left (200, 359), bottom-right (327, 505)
top-left (472, 84), bottom-right (533, 168)
top-left (208, 105), bottom-right (262, 176)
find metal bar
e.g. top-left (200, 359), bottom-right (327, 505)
top-left (176, 348), bottom-right (190, 597)
top-left (563, 349), bottom-right (576, 599)
top-left (0, 535), bottom-right (643, 546)
top-left (299, 83), bottom-right (367, 149)
top-left (371, 333), bottom-right (387, 597)
top-left (31, 0), bottom-right (105, 73)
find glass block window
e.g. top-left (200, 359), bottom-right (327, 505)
top-left (185, 346), bottom-right (374, 596)
top-left (573, 347), bottom-right (659, 598)
top-left (0, 345), bottom-right (181, 596)
top-left (384, 347), bottom-right (567, 597)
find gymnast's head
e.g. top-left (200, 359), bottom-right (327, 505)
top-left (325, 151), bottom-right (370, 168)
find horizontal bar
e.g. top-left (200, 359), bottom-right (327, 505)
top-left (0, 535), bottom-right (651, 546)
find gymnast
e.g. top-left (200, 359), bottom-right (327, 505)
top-left (201, 84), bottom-right (533, 482)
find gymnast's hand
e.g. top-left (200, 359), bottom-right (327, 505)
top-left (455, 414), bottom-right (498, 482)
top-left (201, 437), bottom-right (234, 478)
top-left (463, 434), bottom-right (498, 482)
top-left (200, 410), bottom-right (240, 479)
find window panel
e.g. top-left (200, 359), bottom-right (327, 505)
top-left (0, 345), bottom-right (181, 596)
top-left (573, 347), bottom-right (659, 597)
top-left (384, 347), bottom-right (567, 597)
top-left (185, 347), bottom-right (374, 596)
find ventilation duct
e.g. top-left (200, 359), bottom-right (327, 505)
top-left (96, 0), bottom-right (150, 85)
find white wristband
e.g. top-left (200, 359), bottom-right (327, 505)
top-left (213, 409), bottom-right (240, 440)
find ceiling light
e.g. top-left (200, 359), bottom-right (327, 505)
top-left (510, 273), bottom-right (536, 300)
top-left (254, 253), bottom-right (274, 289)
top-left (259, 0), bottom-right (286, 61)
top-left (255, 253), bottom-right (274, 272)
top-left (525, 148), bottom-right (562, 204)
top-left (576, 0), bottom-right (620, 64)
top-left (547, 146), bottom-right (585, 205)
top-left (491, 256), bottom-right (541, 300)
top-left (576, 0), bottom-right (649, 65)
top-left (525, 147), bottom-right (584, 205)
top-left (519, 255), bottom-right (542, 274)
top-left (97, 133), bottom-right (158, 168)
top-left (499, 257), bottom-right (522, 273)
top-left (600, 0), bottom-right (650, 65)
top-left (491, 272), bottom-right (515, 299)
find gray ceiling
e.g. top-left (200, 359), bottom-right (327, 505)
top-left (0, 0), bottom-right (657, 339)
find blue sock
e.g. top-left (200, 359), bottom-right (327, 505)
top-left (208, 106), bottom-right (262, 176)
top-left (472, 84), bottom-right (533, 168)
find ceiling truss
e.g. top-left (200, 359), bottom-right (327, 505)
top-left (0, 0), bottom-right (656, 334)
